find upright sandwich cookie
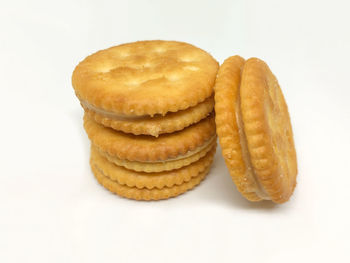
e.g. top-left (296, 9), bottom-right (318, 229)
top-left (72, 40), bottom-right (219, 136)
top-left (214, 56), bottom-right (297, 203)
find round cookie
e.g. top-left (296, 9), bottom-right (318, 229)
top-left (90, 144), bottom-right (216, 189)
top-left (72, 40), bottom-right (219, 136)
top-left (240, 58), bottom-right (297, 203)
top-left (84, 113), bottom-right (216, 172)
top-left (82, 96), bottom-right (214, 137)
top-left (215, 56), bottom-right (262, 201)
top-left (91, 163), bottom-right (210, 201)
top-left (214, 56), bottom-right (297, 203)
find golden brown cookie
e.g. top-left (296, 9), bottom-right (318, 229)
top-left (72, 40), bottom-right (218, 136)
top-left (84, 113), bottom-right (216, 172)
top-left (91, 162), bottom-right (210, 201)
top-left (83, 96), bottom-right (214, 137)
top-left (90, 144), bottom-right (215, 189)
top-left (99, 138), bottom-right (216, 173)
top-left (214, 56), bottom-right (297, 203)
top-left (215, 56), bottom-right (261, 201)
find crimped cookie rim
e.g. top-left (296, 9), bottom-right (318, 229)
top-left (214, 55), bottom-right (263, 202)
top-left (98, 140), bottom-right (217, 173)
top-left (90, 145), bottom-right (215, 189)
top-left (240, 57), bottom-right (297, 203)
top-left (83, 113), bottom-right (216, 162)
top-left (83, 96), bottom-right (214, 137)
top-left (91, 162), bottom-right (210, 201)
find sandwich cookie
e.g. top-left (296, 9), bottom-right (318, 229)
top-left (84, 113), bottom-right (217, 172)
top-left (91, 164), bottom-right (211, 201)
top-left (72, 40), bottom-right (219, 136)
top-left (214, 56), bottom-right (297, 203)
top-left (90, 144), bottom-right (216, 190)
top-left (83, 96), bottom-right (214, 137)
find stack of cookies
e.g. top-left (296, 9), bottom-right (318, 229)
top-left (72, 41), bottom-right (219, 200)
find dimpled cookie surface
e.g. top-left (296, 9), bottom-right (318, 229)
top-left (72, 40), bottom-right (219, 116)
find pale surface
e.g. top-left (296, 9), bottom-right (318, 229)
top-left (1, 0), bottom-right (349, 262)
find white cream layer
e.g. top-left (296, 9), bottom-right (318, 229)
top-left (109, 135), bottom-right (215, 164)
top-left (157, 135), bottom-right (216, 163)
top-left (81, 100), bottom-right (150, 121)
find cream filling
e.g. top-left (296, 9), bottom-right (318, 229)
top-left (235, 93), bottom-right (271, 200)
top-left (113, 135), bottom-right (216, 164)
top-left (153, 135), bottom-right (216, 163)
top-left (81, 100), bottom-right (151, 121)
top-left (100, 135), bottom-right (215, 165)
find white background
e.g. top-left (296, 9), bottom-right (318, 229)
top-left (1, 0), bottom-right (349, 262)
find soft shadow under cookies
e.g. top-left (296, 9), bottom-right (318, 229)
top-left (197, 149), bottom-right (278, 210)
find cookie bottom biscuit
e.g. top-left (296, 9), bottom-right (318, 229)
top-left (240, 58), bottom-right (297, 203)
top-left (91, 163), bottom-right (210, 201)
top-left (90, 144), bottom-right (216, 189)
top-left (82, 96), bottom-right (214, 137)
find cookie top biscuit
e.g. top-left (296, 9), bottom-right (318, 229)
top-left (72, 40), bottom-right (219, 116)
top-left (214, 56), bottom-right (262, 202)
